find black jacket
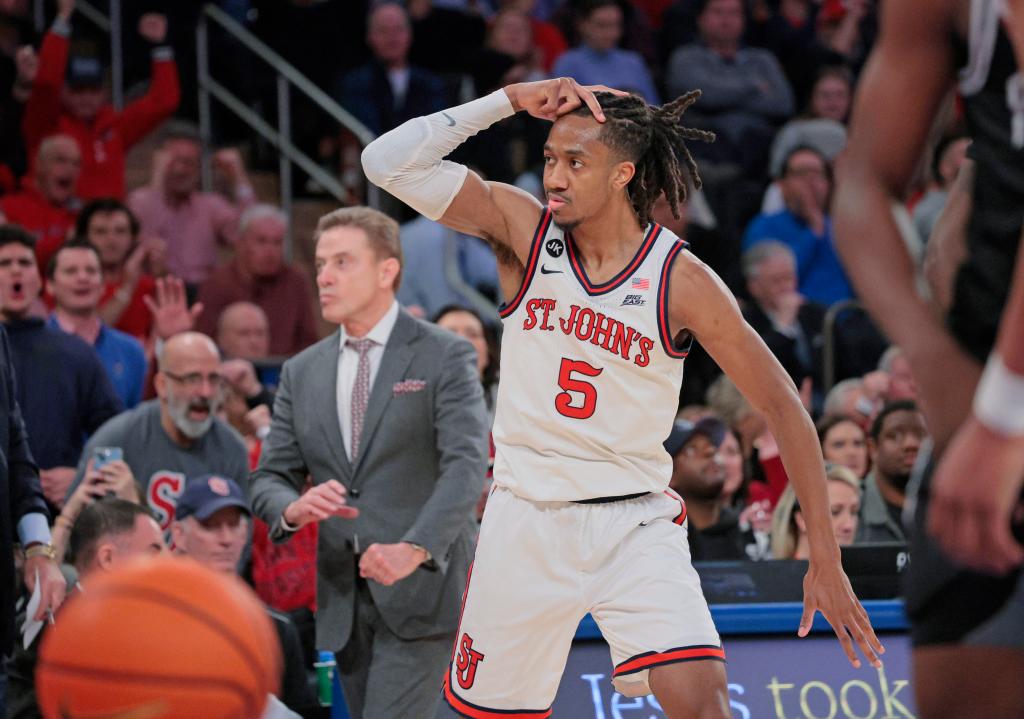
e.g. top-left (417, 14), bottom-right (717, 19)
top-left (0, 325), bottom-right (47, 656)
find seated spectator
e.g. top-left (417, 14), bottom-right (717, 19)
top-left (749, 0), bottom-right (862, 106)
top-left (0, 135), bottom-right (81, 271)
top-left (77, 198), bottom-right (164, 341)
top-left (22, 4), bottom-right (179, 200)
top-left (129, 123), bottom-right (255, 292)
top-left (46, 241), bottom-right (146, 407)
top-left (195, 205), bottom-right (318, 357)
top-left (435, 304), bottom-right (499, 519)
top-left (769, 463), bottom-right (860, 559)
top-left (336, 2), bottom-right (446, 137)
top-left (479, 9), bottom-right (547, 90)
top-left (912, 134), bottom-right (970, 245)
top-left (770, 67), bottom-right (852, 173)
top-left (4, 499), bottom-right (165, 719)
top-left (497, 0), bottom-right (567, 72)
top-left (553, 0), bottom-right (659, 104)
top-left (408, 0), bottom-right (488, 76)
top-left (858, 401), bottom-right (927, 543)
top-left (0, 226), bottom-right (122, 511)
top-left (398, 215), bottom-right (500, 320)
top-left (743, 145), bottom-right (854, 305)
top-left (666, 416), bottom-right (757, 561)
top-left (68, 332), bottom-right (250, 538)
top-left (816, 413), bottom-right (869, 479)
top-left (762, 66), bottom-right (852, 214)
top-left (741, 241), bottom-right (825, 399)
top-left (215, 301), bottom-right (272, 361)
top-left (217, 302), bottom-right (271, 361)
top-left (822, 376), bottom-right (885, 431)
top-left (172, 476), bottom-right (315, 714)
top-left (877, 345), bottom-right (919, 402)
top-left (52, 456), bottom-right (143, 565)
top-left (334, 1), bottom-right (447, 206)
top-left (666, 0), bottom-right (793, 177)
top-left (434, 305), bottom-right (498, 414)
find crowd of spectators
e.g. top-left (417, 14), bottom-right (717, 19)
top-left (0, 0), bottom-right (964, 715)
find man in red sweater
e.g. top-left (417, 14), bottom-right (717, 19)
top-left (0, 135), bottom-right (81, 271)
top-left (22, 0), bottom-right (179, 200)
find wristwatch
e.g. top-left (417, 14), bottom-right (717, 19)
top-left (25, 542), bottom-right (57, 561)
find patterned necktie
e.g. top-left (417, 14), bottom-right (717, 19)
top-left (347, 337), bottom-right (376, 459)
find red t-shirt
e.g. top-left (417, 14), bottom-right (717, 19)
top-left (247, 440), bottom-right (319, 613)
top-left (0, 187), bottom-right (77, 272)
top-left (99, 274), bottom-right (155, 340)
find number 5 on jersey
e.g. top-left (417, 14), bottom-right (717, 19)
top-left (556, 358), bottom-right (604, 419)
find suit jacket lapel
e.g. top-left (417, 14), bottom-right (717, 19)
top-left (352, 311), bottom-right (419, 477)
top-left (318, 331), bottom-right (353, 480)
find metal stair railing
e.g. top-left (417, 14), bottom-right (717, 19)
top-left (197, 3), bottom-right (379, 259)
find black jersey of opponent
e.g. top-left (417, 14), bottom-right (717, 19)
top-left (951, 5), bottom-right (1024, 362)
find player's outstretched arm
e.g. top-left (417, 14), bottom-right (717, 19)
top-left (361, 78), bottom-right (622, 264)
top-left (667, 252), bottom-right (884, 669)
top-left (833, 0), bottom-right (976, 448)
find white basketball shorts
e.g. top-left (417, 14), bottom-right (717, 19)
top-left (442, 486), bottom-right (724, 718)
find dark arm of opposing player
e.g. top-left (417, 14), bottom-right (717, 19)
top-left (832, 0), bottom-right (979, 448)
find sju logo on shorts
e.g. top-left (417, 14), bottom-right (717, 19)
top-left (455, 633), bottom-right (486, 689)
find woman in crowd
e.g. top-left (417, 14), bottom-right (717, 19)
top-left (817, 413), bottom-right (869, 478)
top-left (434, 305), bottom-right (499, 520)
top-left (769, 463), bottom-right (862, 559)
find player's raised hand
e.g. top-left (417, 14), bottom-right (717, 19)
top-left (505, 77), bottom-right (629, 123)
top-left (799, 558), bottom-right (885, 669)
top-left (282, 479), bottom-right (359, 529)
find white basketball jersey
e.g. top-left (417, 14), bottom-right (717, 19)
top-left (492, 209), bottom-right (691, 502)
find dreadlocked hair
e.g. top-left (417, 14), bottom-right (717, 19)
top-left (570, 90), bottom-right (715, 228)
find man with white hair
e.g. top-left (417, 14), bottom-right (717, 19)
top-left (0, 135), bottom-right (81, 270)
top-left (196, 204), bottom-right (318, 356)
top-left (67, 331), bottom-right (249, 538)
top-left (877, 345), bottom-right (919, 402)
top-left (741, 240), bottom-right (826, 400)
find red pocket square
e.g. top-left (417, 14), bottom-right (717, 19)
top-left (393, 379), bottom-right (427, 395)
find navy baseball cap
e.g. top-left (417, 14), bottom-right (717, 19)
top-left (66, 56), bottom-right (104, 89)
top-left (664, 416), bottom-right (728, 457)
top-left (174, 475), bottom-right (250, 521)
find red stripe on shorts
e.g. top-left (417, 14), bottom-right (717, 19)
top-left (663, 489), bottom-right (687, 525)
top-left (613, 645), bottom-right (726, 677)
top-left (443, 673), bottom-right (552, 719)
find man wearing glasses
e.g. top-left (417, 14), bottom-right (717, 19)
top-left (67, 331), bottom-right (249, 540)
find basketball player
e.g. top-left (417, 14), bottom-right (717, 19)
top-left (833, 0), bottom-right (1024, 716)
top-left (362, 78), bottom-right (882, 718)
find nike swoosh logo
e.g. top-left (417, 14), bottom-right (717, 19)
top-left (540, 265), bottom-right (562, 275)
top-left (442, 112), bottom-right (456, 127)
top-left (638, 520), bottom-right (651, 527)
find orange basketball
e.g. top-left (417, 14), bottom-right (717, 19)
top-left (36, 556), bottom-right (281, 719)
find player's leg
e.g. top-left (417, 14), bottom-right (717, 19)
top-left (914, 646), bottom-right (1024, 719)
top-left (442, 487), bottom-right (584, 717)
top-left (649, 660), bottom-right (730, 719)
top-left (905, 447), bottom-right (1024, 718)
top-left (589, 490), bottom-right (728, 719)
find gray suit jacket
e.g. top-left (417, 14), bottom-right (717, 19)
top-left (250, 309), bottom-right (488, 651)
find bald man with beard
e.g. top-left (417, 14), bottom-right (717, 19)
top-left (66, 332), bottom-right (249, 539)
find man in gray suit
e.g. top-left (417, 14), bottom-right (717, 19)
top-left (251, 206), bottom-right (488, 719)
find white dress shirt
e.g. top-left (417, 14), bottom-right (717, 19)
top-left (337, 301), bottom-right (400, 460)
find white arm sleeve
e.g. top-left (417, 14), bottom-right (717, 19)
top-left (361, 90), bottom-right (516, 220)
